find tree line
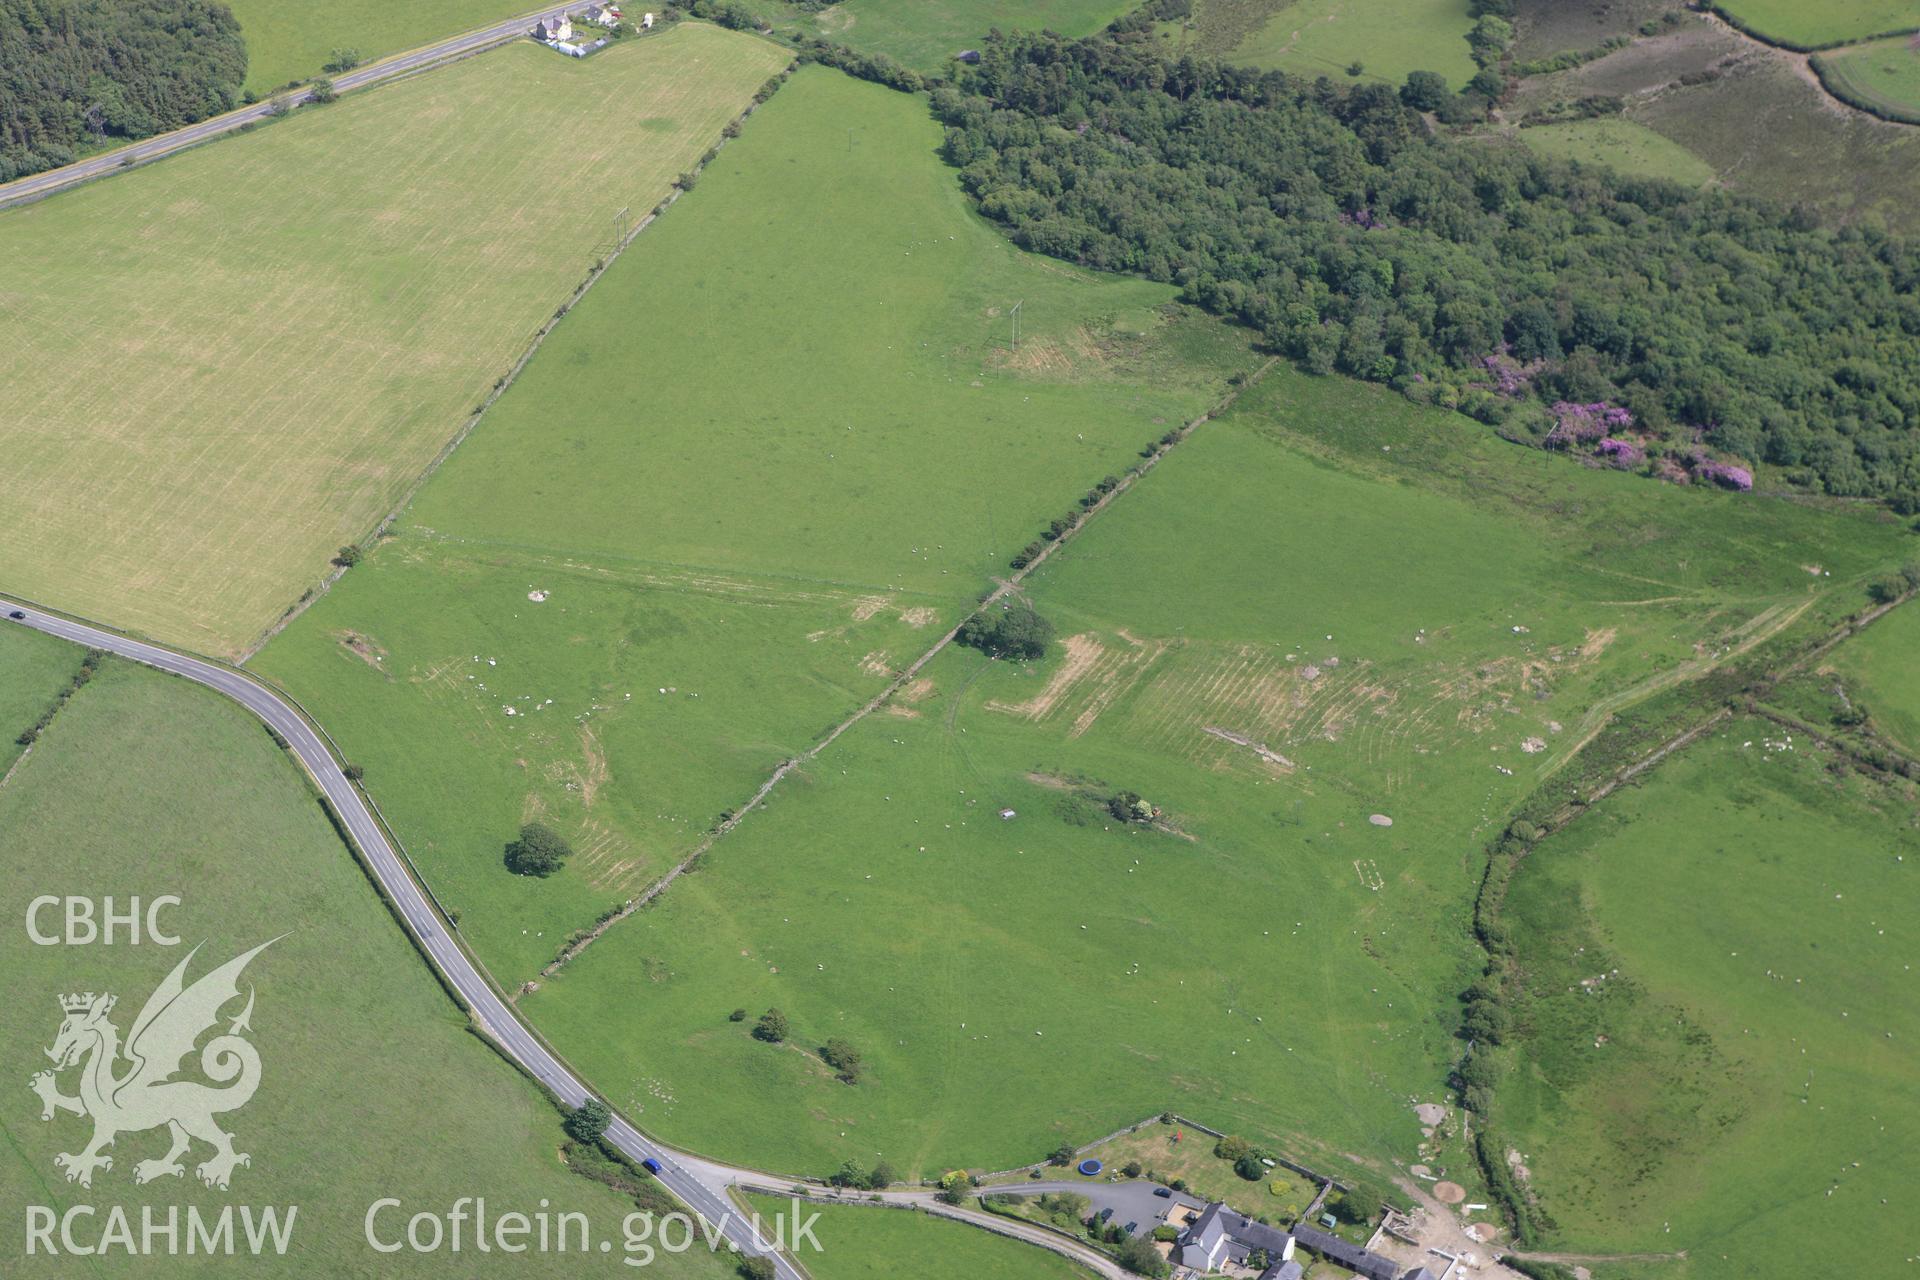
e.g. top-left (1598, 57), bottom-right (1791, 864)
top-left (1, 0), bottom-right (247, 181)
top-left (930, 24), bottom-right (1920, 509)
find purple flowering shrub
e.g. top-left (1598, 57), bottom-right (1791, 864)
top-left (1693, 458), bottom-right (1754, 491)
top-left (1546, 401), bottom-right (1633, 449)
top-left (1595, 437), bottom-right (1643, 468)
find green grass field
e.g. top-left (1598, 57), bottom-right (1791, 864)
top-left (0, 26), bottom-right (788, 657)
top-left (513, 366), bottom-right (1908, 1180)
top-left (1715, 0), bottom-right (1917, 49)
top-left (0, 636), bottom-right (727, 1277)
top-left (1829, 602), bottom-right (1920, 756)
top-left (1516, 118), bottom-right (1715, 186)
top-left (1493, 719), bottom-right (1919, 1279)
top-left (743, 1195), bottom-right (1089, 1280)
top-left (1817, 33), bottom-right (1920, 122)
top-left (0, 624), bottom-right (83, 775)
top-left (254, 67), bottom-right (1258, 984)
top-left (774, 0), bottom-right (1136, 72)
top-left (226, 0), bottom-right (541, 93)
top-left (1216, 0), bottom-right (1479, 88)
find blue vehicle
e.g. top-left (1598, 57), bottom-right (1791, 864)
top-left (642, 1157), bottom-right (663, 1174)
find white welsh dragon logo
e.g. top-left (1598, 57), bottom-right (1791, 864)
top-left (29, 939), bottom-right (276, 1191)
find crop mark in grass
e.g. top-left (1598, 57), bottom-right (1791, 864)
top-left (985, 630), bottom-right (1168, 738)
top-left (1353, 859), bottom-right (1384, 892)
top-left (526, 354), bottom-right (1288, 988)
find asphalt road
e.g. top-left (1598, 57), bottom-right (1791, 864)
top-left (0, 9), bottom-right (548, 210)
top-left (2, 599), bottom-right (802, 1279)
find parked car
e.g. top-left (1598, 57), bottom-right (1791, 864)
top-left (7, 611), bottom-right (23, 620)
top-left (1123, 1222), bottom-right (1138, 1234)
top-left (1153, 1187), bottom-right (1172, 1198)
top-left (642, 1157), bottom-right (663, 1174)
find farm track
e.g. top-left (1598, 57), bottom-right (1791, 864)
top-left (531, 354), bottom-right (1284, 983)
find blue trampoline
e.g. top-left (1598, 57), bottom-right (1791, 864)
top-left (1077, 1158), bottom-right (1103, 1176)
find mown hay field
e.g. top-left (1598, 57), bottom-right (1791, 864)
top-left (0, 26), bottom-right (789, 657)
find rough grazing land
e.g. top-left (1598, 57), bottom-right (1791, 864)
top-left (0, 640), bottom-right (727, 1277)
top-left (518, 366), bottom-right (1907, 1179)
top-left (0, 27), bottom-right (788, 657)
top-left (1514, 117), bottom-right (1715, 185)
top-left (1221, 0), bottom-right (1478, 87)
top-left (771, 0), bottom-right (1136, 72)
top-left (1497, 720), bottom-right (1919, 1280)
top-left (255, 68), bottom-right (1258, 984)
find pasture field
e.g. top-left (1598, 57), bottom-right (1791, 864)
top-left (0, 26), bottom-right (789, 658)
top-left (1713, 0), bottom-right (1918, 49)
top-left (1827, 601), bottom-right (1920, 756)
top-left (226, 0), bottom-right (539, 93)
top-left (773, 0), bottom-right (1136, 71)
top-left (0, 623), bottom-right (82, 773)
top-left (1514, 118), bottom-right (1714, 185)
top-left (516, 366), bottom-right (1909, 1180)
top-left (1492, 720), bottom-right (1919, 1279)
top-left (0, 639), bottom-right (727, 1277)
top-left (255, 68), bottom-right (1259, 984)
top-left (1816, 33), bottom-right (1920, 122)
top-left (742, 1195), bottom-right (1088, 1280)
top-left (1218, 0), bottom-right (1479, 88)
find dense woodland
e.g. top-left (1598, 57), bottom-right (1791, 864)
top-left (933, 25), bottom-right (1920, 507)
top-left (0, 0), bottom-right (246, 181)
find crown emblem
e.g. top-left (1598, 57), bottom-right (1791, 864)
top-left (59, 992), bottom-right (112, 1014)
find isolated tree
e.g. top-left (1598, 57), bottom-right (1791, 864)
top-left (307, 77), bottom-right (337, 105)
top-left (820, 1037), bottom-right (864, 1083)
top-left (728, 1007), bottom-right (748, 1022)
top-left (1234, 1153), bottom-right (1265, 1181)
top-left (737, 1257), bottom-right (776, 1280)
top-left (564, 1098), bottom-right (612, 1143)
top-left (1213, 1134), bottom-right (1250, 1161)
top-left (1048, 1142), bottom-right (1077, 1166)
top-left (333, 544), bottom-right (363, 567)
top-left (828, 1158), bottom-right (867, 1188)
top-left (323, 47), bottom-right (361, 72)
top-left (959, 602), bottom-right (1055, 661)
top-left (866, 1160), bottom-right (894, 1189)
top-left (753, 1008), bottom-right (790, 1043)
top-left (504, 822), bottom-right (572, 877)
